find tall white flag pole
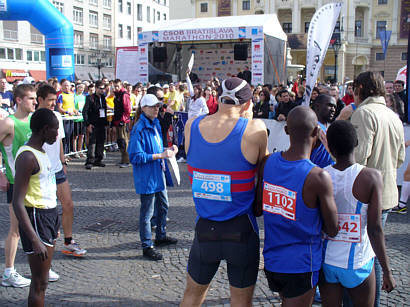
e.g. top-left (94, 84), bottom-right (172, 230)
top-left (304, 2), bottom-right (343, 106)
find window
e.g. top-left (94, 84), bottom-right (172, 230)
top-left (105, 57), bottom-right (113, 67)
top-left (355, 20), bottom-right (362, 37)
top-left (378, 0), bottom-right (387, 4)
top-left (118, 0), bottom-right (123, 13)
top-left (127, 2), bottom-right (131, 14)
top-left (304, 22), bottom-right (310, 33)
top-left (3, 48), bottom-right (22, 60)
top-left (376, 21), bottom-right (387, 38)
top-left (103, 35), bottom-right (112, 50)
top-left (157, 11), bottom-right (160, 21)
top-left (30, 25), bottom-right (43, 44)
top-left (53, 1), bottom-right (64, 13)
top-left (3, 21), bottom-right (18, 41)
top-left (153, 9), bottom-right (156, 23)
top-left (89, 0), bottom-right (98, 5)
top-left (89, 11), bottom-right (98, 27)
top-left (127, 26), bottom-right (131, 39)
top-left (402, 52), bottom-right (408, 61)
top-left (90, 33), bottom-right (98, 49)
top-left (73, 7), bottom-right (83, 25)
top-left (27, 50), bottom-right (42, 62)
top-left (74, 54), bottom-right (85, 65)
top-left (103, 14), bottom-right (111, 29)
top-left (283, 22), bottom-right (292, 33)
top-left (103, 0), bottom-right (111, 8)
top-left (41, 51), bottom-right (45, 62)
top-left (147, 6), bottom-right (151, 22)
top-left (118, 24), bottom-right (123, 38)
top-left (242, 0), bottom-right (250, 10)
top-left (375, 53), bottom-right (385, 61)
top-left (200, 3), bottom-right (208, 13)
top-left (74, 31), bottom-right (84, 48)
top-left (137, 27), bottom-right (143, 33)
top-left (137, 4), bottom-right (142, 21)
top-left (163, 13), bottom-right (166, 21)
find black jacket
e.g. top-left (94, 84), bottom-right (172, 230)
top-left (82, 93), bottom-right (107, 127)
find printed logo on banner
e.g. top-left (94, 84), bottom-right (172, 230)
top-left (254, 44), bottom-right (261, 51)
top-left (140, 48), bottom-right (146, 53)
top-left (252, 38), bottom-right (263, 43)
top-left (213, 62), bottom-right (220, 65)
top-left (152, 31), bottom-right (159, 41)
top-left (239, 27), bottom-right (246, 38)
top-left (222, 61), bottom-right (226, 64)
top-left (198, 67), bottom-right (204, 71)
top-left (254, 60), bottom-right (262, 63)
top-left (200, 50), bottom-right (204, 54)
top-left (252, 28), bottom-right (258, 36)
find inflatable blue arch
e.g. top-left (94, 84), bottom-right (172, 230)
top-left (0, 0), bottom-right (74, 81)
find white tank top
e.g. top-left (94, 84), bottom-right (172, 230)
top-left (324, 163), bottom-right (375, 269)
top-left (16, 145), bottom-right (57, 209)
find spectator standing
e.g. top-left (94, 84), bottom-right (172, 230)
top-left (73, 83), bottom-right (86, 158)
top-left (329, 86), bottom-right (345, 120)
top-left (56, 79), bottom-right (76, 155)
top-left (186, 71), bottom-right (208, 119)
top-left (273, 90), bottom-right (297, 121)
top-left (128, 94), bottom-right (178, 261)
top-left (253, 88), bottom-right (270, 118)
top-left (113, 79), bottom-right (131, 168)
top-left (83, 81), bottom-right (108, 170)
top-left (204, 87), bottom-right (218, 115)
top-left (342, 84), bottom-right (355, 106)
top-left (394, 80), bottom-right (407, 121)
top-left (350, 71), bottom-right (405, 307)
top-left (0, 78), bottom-right (13, 109)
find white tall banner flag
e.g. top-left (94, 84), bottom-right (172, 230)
top-left (188, 52), bottom-right (195, 72)
top-left (304, 2), bottom-right (342, 105)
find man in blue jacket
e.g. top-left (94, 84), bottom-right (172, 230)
top-left (128, 94), bottom-right (178, 260)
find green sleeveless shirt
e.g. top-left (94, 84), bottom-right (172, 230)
top-left (0, 114), bottom-right (32, 184)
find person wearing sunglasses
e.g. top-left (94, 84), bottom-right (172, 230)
top-left (82, 81), bottom-right (108, 170)
top-left (128, 94), bottom-right (178, 261)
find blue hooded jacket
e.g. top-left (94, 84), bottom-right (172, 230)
top-left (128, 113), bottom-right (165, 194)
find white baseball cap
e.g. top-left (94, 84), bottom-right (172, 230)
top-left (140, 94), bottom-right (160, 107)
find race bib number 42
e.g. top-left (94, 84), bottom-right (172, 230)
top-left (328, 213), bottom-right (361, 243)
top-left (262, 182), bottom-right (296, 220)
top-left (192, 171), bottom-right (232, 202)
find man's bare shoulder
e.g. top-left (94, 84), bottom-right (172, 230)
top-left (247, 118), bottom-right (267, 132)
top-left (306, 166), bottom-right (332, 187)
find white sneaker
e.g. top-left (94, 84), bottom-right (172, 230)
top-left (2, 271), bottom-right (31, 288)
top-left (48, 269), bottom-right (59, 282)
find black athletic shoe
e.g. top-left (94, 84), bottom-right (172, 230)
top-left (85, 164), bottom-right (92, 170)
top-left (154, 236), bottom-right (178, 247)
top-left (143, 247), bottom-right (163, 261)
top-left (93, 162), bottom-right (105, 167)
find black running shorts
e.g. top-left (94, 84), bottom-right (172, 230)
top-left (264, 269), bottom-right (319, 298)
top-left (19, 207), bottom-right (60, 254)
top-left (187, 215), bottom-right (260, 288)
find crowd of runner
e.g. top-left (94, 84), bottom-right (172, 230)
top-left (0, 70), bottom-right (408, 306)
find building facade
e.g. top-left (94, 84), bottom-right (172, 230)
top-left (0, 0), bottom-right (169, 83)
top-left (115, 0), bottom-right (169, 48)
top-left (170, 0), bottom-right (409, 83)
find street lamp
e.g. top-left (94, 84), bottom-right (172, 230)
top-left (330, 32), bottom-right (341, 83)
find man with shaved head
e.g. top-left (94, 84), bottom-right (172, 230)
top-left (255, 106), bottom-right (338, 306)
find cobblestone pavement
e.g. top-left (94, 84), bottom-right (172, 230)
top-left (0, 152), bottom-right (409, 306)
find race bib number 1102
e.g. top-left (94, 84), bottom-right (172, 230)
top-left (262, 182), bottom-right (296, 220)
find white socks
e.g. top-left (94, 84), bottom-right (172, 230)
top-left (4, 267), bottom-right (15, 277)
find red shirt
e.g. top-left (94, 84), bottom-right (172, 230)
top-left (342, 94), bottom-right (354, 105)
top-left (206, 95), bottom-right (218, 115)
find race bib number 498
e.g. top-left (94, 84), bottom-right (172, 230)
top-left (262, 182), bottom-right (296, 220)
top-left (192, 171), bottom-right (232, 202)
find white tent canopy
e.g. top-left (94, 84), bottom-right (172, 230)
top-left (136, 14), bottom-right (288, 85)
top-left (143, 14), bottom-right (287, 42)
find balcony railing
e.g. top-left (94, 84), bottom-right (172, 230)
top-left (31, 33), bottom-right (44, 44)
top-left (4, 29), bottom-right (18, 41)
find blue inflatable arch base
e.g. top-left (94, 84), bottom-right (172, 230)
top-left (0, 0), bottom-right (74, 81)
